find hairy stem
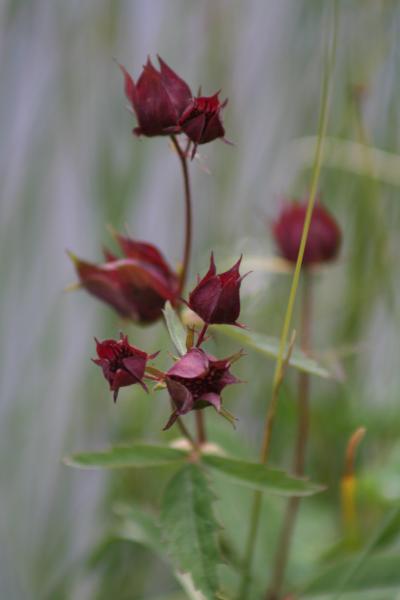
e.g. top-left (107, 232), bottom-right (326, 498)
top-left (266, 274), bottom-right (312, 600)
top-left (237, 4), bottom-right (339, 598)
top-left (170, 135), bottom-right (192, 297)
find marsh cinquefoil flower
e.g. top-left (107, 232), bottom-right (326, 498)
top-left (187, 253), bottom-right (246, 326)
top-left (119, 56), bottom-right (192, 137)
top-left (179, 92), bottom-right (228, 156)
top-left (93, 334), bottom-right (158, 401)
top-left (69, 232), bottom-right (179, 324)
top-left (273, 200), bottom-right (342, 266)
top-left (163, 348), bottom-right (240, 430)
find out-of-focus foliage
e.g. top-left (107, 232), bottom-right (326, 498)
top-left (2, 0), bottom-right (400, 598)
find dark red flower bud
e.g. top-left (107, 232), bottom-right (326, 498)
top-left (93, 333), bottom-right (158, 402)
top-left (187, 253), bottom-right (246, 326)
top-left (119, 55), bottom-right (192, 137)
top-left (272, 201), bottom-right (342, 266)
top-left (179, 92), bottom-right (228, 157)
top-left (69, 232), bottom-right (179, 324)
top-left (164, 348), bottom-right (240, 430)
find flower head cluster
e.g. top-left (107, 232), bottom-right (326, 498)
top-left (120, 55), bottom-right (228, 152)
top-left (273, 200), bottom-right (341, 266)
top-left (70, 56), bottom-right (247, 435)
top-left (69, 231), bottom-right (178, 324)
top-left (90, 253), bottom-right (246, 431)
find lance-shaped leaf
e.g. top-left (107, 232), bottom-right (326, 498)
top-left (64, 443), bottom-right (187, 469)
top-left (163, 301), bottom-right (187, 356)
top-left (161, 464), bottom-right (222, 600)
top-left (202, 455), bottom-right (324, 497)
top-left (115, 503), bottom-right (222, 600)
top-left (212, 324), bottom-right (332, 379)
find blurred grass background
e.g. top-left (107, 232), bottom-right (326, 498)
top-left (2, 0), bottom-right (400, 598)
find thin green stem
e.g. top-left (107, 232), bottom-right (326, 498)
top-left (237, 4), bottom-right (339, 598)
top-left (170, 135), bottom-right (192, 297)
top-left (266, 275), bottom-right (313, 600)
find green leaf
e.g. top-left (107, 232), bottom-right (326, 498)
top-left (163, 301), bottom-right (187, 356)
top-left (202, 455), bottom-right (324, 497)
top-left (302, 553), bottom-right (400, 596)
top-left (212, 325), bottom-right (331, 379)
top-left (114, 504), bottom-right (211, 600)
top-left (64, 443), bottom-right (187, 469)
top-left (161, 464), bottom-right (222, 600)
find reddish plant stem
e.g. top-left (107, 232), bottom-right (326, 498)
top-left (170, 135), bottom-right (206, 445)
top-left (195, 322), bottom-right (208, 442)
top-left (170, 135), bottom-right (192, 297)
top-left (195, 411), bottom-right (206, 445)
top-left (168, 398), bottom-right (198, 449)
top-left (265, 273), bottom-right (312, 600)
top-left (196, 323), bottom-right (209, 348)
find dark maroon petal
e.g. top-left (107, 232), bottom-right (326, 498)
top-left (115, 234), bottom-right (178, 293)
top-left (217, 370), bottom-right (240, 387)
top-left (95, 338), bottom-right (119, 360)
top-left (116, 234), bottom-right (167, 264)
top-left (181, 113), bottom-right (206, 145)
top-left (187, 254), bottom-right (246, 325)
top-left (115, 259), bottom-right (177, 300)
top-left (209, 277), bottom-right (241, 324)
top-left (198, 252), bottom-right (217, 283)
top-left (166, 378), bottom-right (195, 414)
top-left (122, 355), bottom-right (147, 382)
top-left (179, 98), bottom-right (196, 123)
top-left (119, 64), bottom-right (139, 112)
top-left (80, 257), bottom-right (176, 323)
top-left (189, 276), bottom-right (222, 323)
top-left (157, 55), bottom-right (192, 115)
top-left (200, 111), bottom-right (225, 144)
top-left (135, 59), bottom-right (178, 135)
top-left (218, 256), bottom-right (242, 285)
top-left (167, 348), bottom-right (209, 379)
top-left (111, 369), bottom-right (137, 402)
top-left (198, 392), bottom-right (221, 411)
top-left (71, 256), bottom-right (138, 318)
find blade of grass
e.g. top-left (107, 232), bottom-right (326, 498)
top-left (238, 3), bottom-right (340, 598)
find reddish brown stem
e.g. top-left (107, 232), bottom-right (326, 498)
top-left (170, 135), bottom-right (206, 445)
top-left (169, 398), bottom-right (197, 449)
top-left (196, 323), bottom-right (208, 348)
top-left (170, 135), bottom-right (192, 296)
top-left (195, 411), bottom-right (206, 445)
